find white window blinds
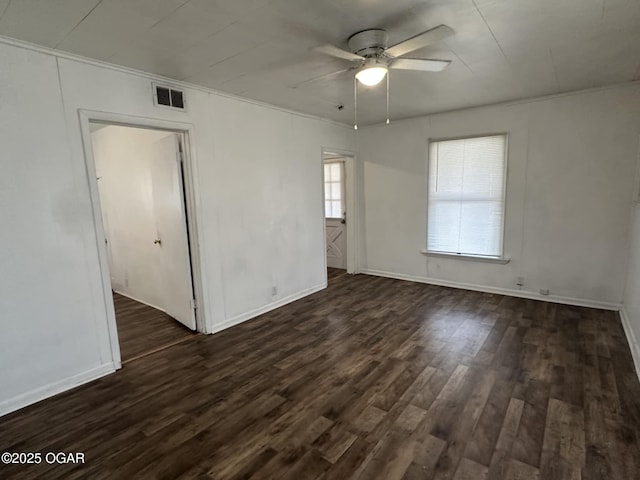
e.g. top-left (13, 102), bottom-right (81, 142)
top-left (427, 134), bottom-right (507, 257)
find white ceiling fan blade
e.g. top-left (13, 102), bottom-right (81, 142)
top-left (292, 67), bottom-right (356, 89)
top-left (390, 58), bottom-right (451, 72)
top-left (385, 25), bottom-right (454, 58)
top-left (313, 44), bottom-right (365, 62)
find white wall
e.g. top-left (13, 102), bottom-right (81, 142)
top-left (92, 126), bottom-right (176, 309)
top-left (358, 83), bottom-right (640, 308)
top-left (622, 204), bottom-right (640, 377)
top-left (0, 39), bottom-right (354, 416)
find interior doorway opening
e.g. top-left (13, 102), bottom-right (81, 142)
top-left (323, 150), bottom-right (356, 284)
top-left (89, 122), bottom-right (198, 363)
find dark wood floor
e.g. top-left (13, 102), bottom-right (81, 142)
top-left (113, 292), bottom-right (195, 362)
top-left (327, 267), bottom-right (347, 283)
top-left (1, 274), bottom-right (640, 479)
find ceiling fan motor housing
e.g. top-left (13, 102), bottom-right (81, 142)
top-left (348, 29), bottom-right (388, 57)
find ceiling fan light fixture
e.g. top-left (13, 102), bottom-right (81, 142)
top-left (355, 65), bottom-right (388, 86)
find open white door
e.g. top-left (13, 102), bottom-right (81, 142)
top-left (150, 134), bottom-right (196, 330)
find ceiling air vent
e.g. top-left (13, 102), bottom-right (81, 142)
top-left (153, 83), bottom-right (185, 110)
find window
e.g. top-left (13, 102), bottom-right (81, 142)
top-left (427, 134), bottom-right (507, 258)
top-left (324, 162), bottom-right (344, 218)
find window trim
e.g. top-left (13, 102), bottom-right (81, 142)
top-left (425, 132), bottom-right (509, 261)
top-left (420, 250), bottom-right (510, 264)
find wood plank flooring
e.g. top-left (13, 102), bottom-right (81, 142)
top-left (1, 273), bottom-right (640, 479)
top-left (113, 292), bottom-right (195, 362)
top-left (327, 267), bottom-right (347, 283)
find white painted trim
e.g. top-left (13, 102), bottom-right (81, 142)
top-left (620, 307), bottom-right (640, 382)
top-left (78, 110), bottom-right (210, 372)
top-left (112, 289), bottom-right (166, 313)
top-left (0, 364), bottom-right (115, 418)
top-left (78, 112), bottom-right (122, 369)
top-left (421, 250), bottom-right (511, 264)
top-left (360, 268), bottom-right (621, 311)
top-left (210, 283), bottom-right (327, 334)
top-left (321, 147), bottom-right (360, 276)
top-left (0, 34), bottom-right (350, 130)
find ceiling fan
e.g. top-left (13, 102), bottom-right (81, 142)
top-left (309, 24), bottom-right (454, 88)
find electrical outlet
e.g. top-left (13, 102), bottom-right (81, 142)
top-left (271, 286), bottom-right (278, 296)
top-left (516, 276), bottom-right (524, 286)
top-left (539, 289), bottom-right (550, 296)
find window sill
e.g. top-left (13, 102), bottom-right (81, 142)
top-left (420, 250), bottom-right (511, 265)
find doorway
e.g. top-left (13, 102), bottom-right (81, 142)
top-left (323, 150), bottom-right (357, 283)
top-left (89, 122), bottom-right (198, 363)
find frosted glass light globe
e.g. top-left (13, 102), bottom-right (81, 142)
top-left (355, 66), bottom-right (388, 86)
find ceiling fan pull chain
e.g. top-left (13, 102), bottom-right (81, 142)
top-left (386, 72), bottom-right (390, 125)
top-left (354, 76), bottom-right (358, 130)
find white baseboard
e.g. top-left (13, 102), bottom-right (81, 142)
top-left (359, 269), bottom-right (621, 311)
top-left (619, 307), bottom-right (640, 382)
top-left (210, 283), bottom-right (327, 334)
top-left (0, 363), bottom-right (115, 418)
top-left (112, 289), bottom-right (165, 313)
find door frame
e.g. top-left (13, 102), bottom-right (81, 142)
top-left (79, 110), bottom-right (207, 369)
top-left (321, 147), bottom-right (360, 279)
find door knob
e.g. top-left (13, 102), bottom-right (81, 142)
top-left (154, 239), bottom-right (162, 245)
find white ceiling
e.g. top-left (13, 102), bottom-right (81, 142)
top-left (1, 0), bottom-right (639, 125)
